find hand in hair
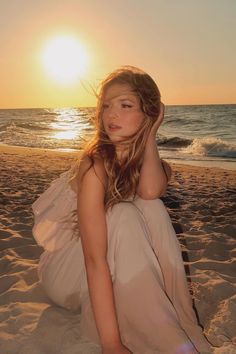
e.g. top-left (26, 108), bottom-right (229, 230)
top-left (149, 102), bottom-right (165, 138)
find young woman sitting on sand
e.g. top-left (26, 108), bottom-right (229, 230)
top-left (32, 66), bottom-right (213, 354)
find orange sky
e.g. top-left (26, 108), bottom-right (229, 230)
top-left (1, 0), bottom-right (236, 108)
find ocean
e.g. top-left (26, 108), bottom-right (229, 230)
top-left (0, 104), bottom-right (235, 170)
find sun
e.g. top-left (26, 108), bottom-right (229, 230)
top-left (41, 35), bottom-right (89, 86)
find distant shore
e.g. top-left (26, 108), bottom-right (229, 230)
top-left (0, 144), bottom-right (235, 353)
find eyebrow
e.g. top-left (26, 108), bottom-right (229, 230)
top-left (119, 98), bottom-right (135, 102)
top-left (104, 97), bottom-right (136, 103)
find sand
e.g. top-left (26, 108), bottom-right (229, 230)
top-left (0, 144), bottom-right (235, 354)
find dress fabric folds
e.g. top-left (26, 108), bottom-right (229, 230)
top-left (32, 169), bottom-right (212, 354)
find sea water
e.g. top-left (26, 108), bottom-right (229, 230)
top-left (0, 104), bottom-right (235, 170)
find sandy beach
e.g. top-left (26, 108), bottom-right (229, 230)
top-left (0, 144), bottom-right (235, 354)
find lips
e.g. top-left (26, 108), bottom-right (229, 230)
top-left (108, 123), bottom-right (121, 130)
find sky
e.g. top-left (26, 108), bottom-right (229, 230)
top-left (0, 0), bottom-right (235, 108)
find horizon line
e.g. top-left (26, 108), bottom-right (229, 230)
top-left (1, 102), bottom-right (236, 110)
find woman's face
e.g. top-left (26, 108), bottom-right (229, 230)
top-left (101, 83), bottom-right (146, 143)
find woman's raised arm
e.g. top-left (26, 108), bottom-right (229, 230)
top-left (77, 156), bottom-right (123, 350)
top-left (136, 103), bottom-right (172, 199)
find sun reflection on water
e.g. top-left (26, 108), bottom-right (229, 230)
top-left (53, 130), bottom-right (78, 139)
top-left (49, 107), bottom-right (89, 141)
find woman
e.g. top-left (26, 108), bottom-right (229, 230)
top-left (32, 66), bottom-right (213, 354)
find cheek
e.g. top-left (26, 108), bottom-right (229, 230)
top-left (132, 114), bottom-right (145, 128)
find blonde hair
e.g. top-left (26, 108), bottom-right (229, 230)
top-left (65, 65), bottom-right (161, 237)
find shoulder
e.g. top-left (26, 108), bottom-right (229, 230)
top-left (77, 153), bottom-right (108, 192)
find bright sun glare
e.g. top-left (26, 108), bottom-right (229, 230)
top-left (41, 35), bottom-right (89, 85)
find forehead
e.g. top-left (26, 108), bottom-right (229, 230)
top-left (103, 83), bottom-right (139, 103)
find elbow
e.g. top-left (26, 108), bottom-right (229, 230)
top-left (137, 179), bottom-right (168, 200)
top-left (137, 188), bottom-right (163, 200)
top-left (137, 181), bottom-right (168, 200)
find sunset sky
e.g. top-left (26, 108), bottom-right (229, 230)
top-left (1, 0), bottom-right (235, 108)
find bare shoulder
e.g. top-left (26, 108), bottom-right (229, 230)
top-left (77, 153), bottom-right (108, 192)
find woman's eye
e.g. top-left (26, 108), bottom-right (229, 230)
top-left (102, 103), bottom-right (132, 109)
top-left (122, 104), bottom-right (132, 108)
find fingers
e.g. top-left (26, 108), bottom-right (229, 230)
top-left (159, 102), bottom-right (165, 117)
top-left (153, 102), bottom-right (165, 126)
top-left (147, 102), bottom-right (165, 137)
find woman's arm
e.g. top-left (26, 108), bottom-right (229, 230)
top-left (77, 156), bottom-right (122, 349)
top-left (159, 159), bottom-right (172, 196)
top-left (136, 103), bottom-right (171, 199)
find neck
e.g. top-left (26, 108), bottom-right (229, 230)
top-left (115, 146), bottom-right (128, 163)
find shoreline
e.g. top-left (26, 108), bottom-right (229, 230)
top-left (0, 143), bottom-right (236, 353)
top-left (0, 143), bottom-right (235, 172)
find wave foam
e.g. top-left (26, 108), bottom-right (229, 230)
top-left (182, 137), bottom-right (236, 158)
top-left (158, 135), bottom-right (192, 148)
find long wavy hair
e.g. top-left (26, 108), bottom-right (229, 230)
top-left (64, 65), bottom-right (161, 238)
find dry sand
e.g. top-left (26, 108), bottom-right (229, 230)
top-left (0, 145), bottom-right (235, 354)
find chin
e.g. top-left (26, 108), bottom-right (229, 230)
top-left (107, 134), bottom-right (123, 143)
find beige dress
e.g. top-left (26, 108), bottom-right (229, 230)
top-left (32, 168), bottom-right (212, 354)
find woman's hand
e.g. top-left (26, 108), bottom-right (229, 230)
top-left (102, 343), bottom-right (133, 354)
top-left (149, 102), bottom-right (165, 138)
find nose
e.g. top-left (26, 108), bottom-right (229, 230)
top-left (106, 104), bottom-right (118, 119)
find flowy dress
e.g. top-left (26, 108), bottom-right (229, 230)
top-left (31, 167), bottom-right (213, 354)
